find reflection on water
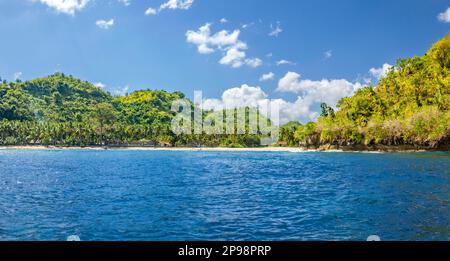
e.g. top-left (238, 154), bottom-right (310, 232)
top-left (0, 150), bottom-right (449, 241)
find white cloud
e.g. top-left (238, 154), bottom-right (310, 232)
top-left (220, 18), bottom-right (228, 23)
top-left (202, 84), bottom-right (320, 124)
top-left (369, 63), bottom-right (393, 79)
top-left (186, 23), bottom-right (241, 52)
top-left (159, 0), bottom-right (194, 11)
top-left (96, 19), bottom-right (114, 29)
top-left (197, 44), bottom-right (215, 54)
top-left (118, 0), bottom-right (131, 6)
top-left (14, 72), bottom-right (23, 81)
top-left (324, 50), bottom-right (332, 59)
top-left (259, 72), bottom-right (275, 82)
top-left (204, 85), bottom-right (268, 110)
top-left (245, 58), bottom-right (263, 68)
top-left (186, 23), bottom-right (261, 68)
top-left (220, 47), bottom-right (246, 68)
top-left (438, 7), bottom-right (450, 23)
top-left (145, 7), bottom-right (157, 15)
top-left (275, 71), bottom-right (364, 121)
top-left (276, 59), bottom-right (295, 66)
top-left (199, 73), bottom-right (373, 125)
top-left (34, 0), bottom-right (90, 15)
top-left (145, 0), bottom-right (194, 16)
top-left (94, 82), bottom-right (106, 89)
top-left (268, 22), bottom-right (283, 37)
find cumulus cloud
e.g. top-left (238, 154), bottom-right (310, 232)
top-left (220, 18), bottom-right (228, 23)
top-left (202, 84), bottom-right (321, 124)
top-left (277, 71), bottom-right (362, 96)
top-left (219, 47), bottom-right (246, 67)
top-left (276, 59), bottom-right (295, 66)
top-left (204, 85), bottom-right (267, 110)
top-left (96, 19), bottom-right (114, 29)
top-left (145, 7), bottom-right (157, 15)
top-left (259, 72), bottom-right (275, 81)
top-left (438, 7), bottom-right (450, 23)
top-left (186, 23), bottom-right (241, 53)
top-left (268, 22), bottom-right (283, 37)
top-left (145, 0), bottom-right (194, 16)
top-left (245, 58), bottom-right (263, 68)
top-left (186, 23), bottom-right (261, 68)
top-left (33, 0), bottom-right (90, 15)
top-left (324, 50), bottom-right (332, 59)
top-left (274, 71), bottom-right (364, 121)
top-left (159, 0), bottom-right (194, 11)
top-left (369, 63), bottom-right (393, 79)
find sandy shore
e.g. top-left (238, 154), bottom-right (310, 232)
top-left (0, 145), bottom-right (314, 152)
top-left (0, 145), bottom-right (442, 153)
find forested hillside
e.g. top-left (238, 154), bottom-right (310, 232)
top-left (289, 35), bottom-right (450, 150)
top-left (0, 73), bottom-right (266, 147)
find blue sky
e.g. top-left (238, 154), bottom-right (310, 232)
top-left (0, 0), bottom-right (449, 123)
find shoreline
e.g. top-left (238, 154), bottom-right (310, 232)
top-left (0, 145), bottom-right (315, 152)
top-left (0, 145), bottom-right (447, 153)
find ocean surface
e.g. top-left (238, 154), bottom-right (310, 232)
top-left (0, 149), bottom-right (448, 241)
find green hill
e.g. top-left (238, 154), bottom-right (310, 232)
top-left (0, 73), bottom-right (184, 146)
top-left (0, 73), bottom-right (112, 122)
top-left (0, 73), bottom-right (270, 147)
top-left (290, 35), bottom-right (450, 150)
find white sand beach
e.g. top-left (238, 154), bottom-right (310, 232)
top-left (0, 145), bottom-right (314, 152)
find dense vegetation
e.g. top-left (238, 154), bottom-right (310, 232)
top-left (0, 73), bottom-right (268, 147)
top-left (285, 35), bottom-right (450, 150)
top-left (0, 35), bottom-right (449, 150)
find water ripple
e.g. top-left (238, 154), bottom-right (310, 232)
top-left (0, 150), bottom-right (448, 241)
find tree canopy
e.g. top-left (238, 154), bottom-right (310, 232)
top-left (288, 35), bottom-right (450, 150)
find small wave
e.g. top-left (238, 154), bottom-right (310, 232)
top-left (287, 149), bottom-right (308, 153)
top-left (355, 151), bottom-right (384, 154)
top-left (323, 149), bottom-right (345, 153)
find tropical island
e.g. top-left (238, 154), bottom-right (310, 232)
top-left (0, 35), bottom-right (449, 151)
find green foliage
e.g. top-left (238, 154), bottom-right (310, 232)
top-left (405, 106), bottom-right (450, 145)
top-left (23, 73), bottom-right (112, 122)
top-left (115, 89), bottom-right (184, 124)
top-left (0, 74), bottom-right (273, 147)
top-left (279, 121), bottom-right (302, 146)
top-left (0, 83), bottom-right (34, 121)
top-left (320, 103), bottom-right (335, 118)
top-left (292, 35), bottom-right (450, 149)
top-left (294, 122), bottom-right (317, 143)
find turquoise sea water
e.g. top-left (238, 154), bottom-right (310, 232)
top-left (0, 149), bottom-right (448, 241)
